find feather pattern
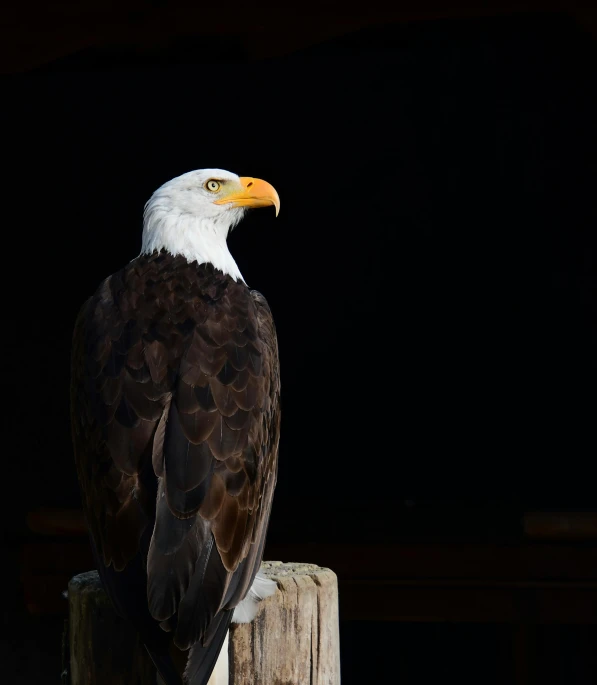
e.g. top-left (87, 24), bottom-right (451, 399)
top-left (71, 250), bottom-right (280, 684)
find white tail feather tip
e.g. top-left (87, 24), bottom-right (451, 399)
top-left (232, 573), bottom-right (277, 624)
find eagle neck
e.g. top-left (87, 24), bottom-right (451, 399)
top-left (141, 207), bottom-right (245, 283)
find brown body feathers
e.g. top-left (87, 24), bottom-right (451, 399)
top-left (71, 250), bottom-right (280, 683)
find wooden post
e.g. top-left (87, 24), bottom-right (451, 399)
top-left (230, 561), bottom-right (341, 684)
top-left (67, 571), bottom-right (155, 685)
top-left (66, 562), bottom-right (340, 685)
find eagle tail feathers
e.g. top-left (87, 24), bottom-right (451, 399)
top-left (183, 611), bottom-right (233, 685)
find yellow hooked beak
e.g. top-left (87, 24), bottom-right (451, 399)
top-left (214, 177), bottom-right (280, 216)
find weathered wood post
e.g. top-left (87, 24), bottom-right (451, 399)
top-left (67, 571), bottom-right (155, 685)
top-left (66, 561), bottom-right (340, 685)
top-left (230, 562), bottom-right (340, 684)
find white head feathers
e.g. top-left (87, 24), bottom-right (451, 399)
top-left (141, 169), bottom-right (252, 282)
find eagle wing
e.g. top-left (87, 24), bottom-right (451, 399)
top-left (71, 254), bottom-right (280, 683)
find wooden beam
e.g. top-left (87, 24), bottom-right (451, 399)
top-left (3, 1), bottom-right (596, 73)
top-left (338, 578), bottom-right (597, 624)
top-left (264, 542), bottom-right (597, 582)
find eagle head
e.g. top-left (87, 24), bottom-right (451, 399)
top-left (140, 168), bottom-right (280, 282)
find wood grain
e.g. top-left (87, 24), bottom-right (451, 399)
top-left (230, 561), bottom-right (340, 685)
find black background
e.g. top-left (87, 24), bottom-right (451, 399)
top-left (5, 11), bottom-right (596, 533)
top-left (3, 7), bottom-right (597, 683)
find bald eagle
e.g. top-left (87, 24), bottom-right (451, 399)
top-left (70, 169), bottom-right (281, 685)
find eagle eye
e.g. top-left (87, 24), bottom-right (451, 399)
top-left (206, 179), bottom-right (222, 192)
